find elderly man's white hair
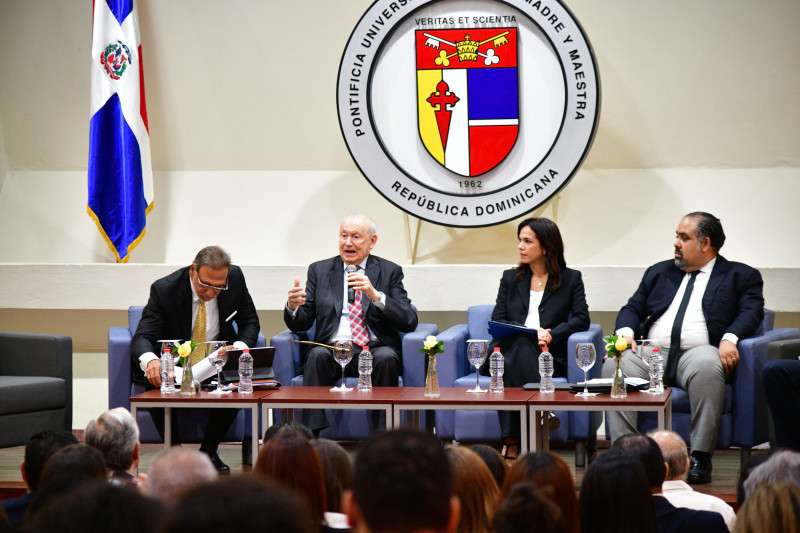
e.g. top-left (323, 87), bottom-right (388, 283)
top-left (743, 450), bottom-right (800, 498)
top-left (85, 407), bottom-right (139, 472)
top-left (341, 214), bottom-right (377, 236)
top-left (146, 447), bottom-right (218, 506)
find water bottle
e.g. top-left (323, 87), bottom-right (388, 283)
top-left (358, 348), bottom-right (373, 391)
top-left (650, 347), bottom-right (664, 394)
top-left (539, 345), bottom-right (555, 393)
top-left (238, 348), bottom-right (253, 394)
top-left (489, 347), bottom-right (504, 393)
top-left (160, 348), bottom-right (175, 394)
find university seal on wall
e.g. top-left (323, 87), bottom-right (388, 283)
top-left (337, 0), bottom-right (600, 227)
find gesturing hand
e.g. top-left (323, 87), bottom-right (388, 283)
top-left (287, 277), bottom-right (307, 311)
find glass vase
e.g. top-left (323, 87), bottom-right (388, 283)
top-left (180, 358), bottom-right (196, 396)
top-left (424, 354), bottom-right (440, 398)
top-left (611, 357), bottom-right (627, 399)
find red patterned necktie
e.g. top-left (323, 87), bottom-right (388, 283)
top-left (349, 290), bottom-right (369, 347)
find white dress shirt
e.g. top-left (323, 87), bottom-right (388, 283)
top-left (661, 479), bottom-right (736, 531)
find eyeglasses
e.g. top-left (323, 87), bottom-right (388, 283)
top-left (195, 275), bottom-right (228, 291)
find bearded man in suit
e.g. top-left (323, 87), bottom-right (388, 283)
top-left (603, 212), bottom-right (764, 484)
top-left (285, 214), bottom-right (418, 433)
top-left (131, 245), bottom-right (260, 472)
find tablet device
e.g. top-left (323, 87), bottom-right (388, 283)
top-left (221, 347), bottom-right (276, 382)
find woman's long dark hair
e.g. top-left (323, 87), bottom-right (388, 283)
top-left (515, 217), bottom-right (567, 291)
top-left (579, 450), bottom-right (659, 533)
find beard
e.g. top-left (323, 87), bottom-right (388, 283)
top-left (674, 250), bottom-right (687, 271)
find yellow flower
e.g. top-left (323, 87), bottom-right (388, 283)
top-left (177, 342), bottom-right (192, 357)
top-left (423, 335), bottom-right (438, 350)
top-left (615, 337), bottom-right (628, 352)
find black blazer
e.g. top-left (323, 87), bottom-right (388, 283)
top-left (616, 255), bottom-right (764, 346)
top-left (284, 255), bottom-right (418, 352)
top-left (491, 267), bottom-right (590, 358)
top-left (652, 495), bottom-right (727, 533)
top-left (130, 265), bottom-right (261, 383)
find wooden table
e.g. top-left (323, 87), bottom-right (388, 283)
top-left (392, 387), bottom-right (536, 454)
top-left (529, 389), bottom-right (673, 451)
top-left (259, 386), bottom-right (404, 431)
top-left (130, 389), bottom-right (275, 464)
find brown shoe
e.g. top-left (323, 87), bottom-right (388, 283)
top-left (544, 411), bottom-right (560, 431)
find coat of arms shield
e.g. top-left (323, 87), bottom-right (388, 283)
top-left (416, 28), bottom-right (519, 177)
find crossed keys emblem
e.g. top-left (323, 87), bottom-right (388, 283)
top-left (423, 31), bottom-right (510, 67)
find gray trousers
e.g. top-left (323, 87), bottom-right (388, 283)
top-left (601, 344), bottom-right (726, 454)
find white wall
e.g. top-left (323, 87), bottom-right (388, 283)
top-left (0, 0), bottom-right (798, 427)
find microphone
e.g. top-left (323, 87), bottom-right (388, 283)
top-left (346, 265), bottom-right (357, 304)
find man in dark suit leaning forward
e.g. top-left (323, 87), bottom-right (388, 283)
top-left (285, 214), bottom-right (418, 434)
top-left (131, 245), bottom-right (261, 472)
top-left (602, 212), bottom-right (764, 484)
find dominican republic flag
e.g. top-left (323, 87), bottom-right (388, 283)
top-left (88, 0), bottom-right (152, 263)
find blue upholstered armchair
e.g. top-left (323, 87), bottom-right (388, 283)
top-left (270, 320), bottom-right (438, 440)
top-left (435, 305), bottom-right (605, 465)
top-left (624, 309), bottom-right (800, 466)
top-left (108, 306), bottom-right (266, 452)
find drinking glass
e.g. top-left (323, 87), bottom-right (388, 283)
top-left (575, 342), bottom-right (598, 397)
top-left (205, 341), bottom-right (229, 394)
top-left (466, 339), bottom-right (489, 393)
top-left (638, 339), bottom-right (659, 394)
top-left (331, 338), bottom-right (354, 392)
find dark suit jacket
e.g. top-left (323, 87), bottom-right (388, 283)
top-left (616, 256), bottom-right (764, 346)
top-left (130, 265), bottom-right (260, 383)
top-left (283, 255), bottom-right (418, 352)
top-left (490, 267), bottom-right (590, 359)
top-left (652, 495), bottom-right (727, 533)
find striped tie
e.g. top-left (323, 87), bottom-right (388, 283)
top-left (349, 290), bottom-right (369, 348)
top-left (190, 300), bottom-right (207, 366)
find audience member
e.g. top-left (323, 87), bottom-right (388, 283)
top-left (469, 444), bottom-right (508, 490)
top-left (311, 438), bottom-right (353, 529)
top-left (736, 450), bottom-right (773, 506)
top-left (343, 429), bottom-right (459, 533)
top-left (263, 420), bottom-right (314, 442)
top-left (741, 449), bottom-right (800, 498)
top-left (253, 430), bottom-right (329, 531)
top-left (493, 481), bottom-right (567, 533)
top-left (25, 480), bottom-right (162, 533)
top-left (160, 475), bottom-right (316, 533)
top-left (445, 445), bottom-right (500, 533)
top-left (648, 430), bottom-right (735, 530)
top-left (0, 429), bottom-right (77, 524)
top-left (735, 481), bottom-right (800, 533)
top-left (26, 444), bottom-right (108, 521)
top-left (500, 451), bottom-right (579, 533)
top-left (613, 434), bottom-right (726, 533)
top-left (144, 447), bottom-right (217, 507)
top-left (85, 407), bottom-right (141, 485)
top-left (579, 449), bottom-right (659, 533)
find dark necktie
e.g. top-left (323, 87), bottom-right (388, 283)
top-left (664, 270), bottom-right (699, 386)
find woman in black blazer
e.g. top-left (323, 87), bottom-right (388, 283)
top-left (489, 217), bottom-right (590, 458)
